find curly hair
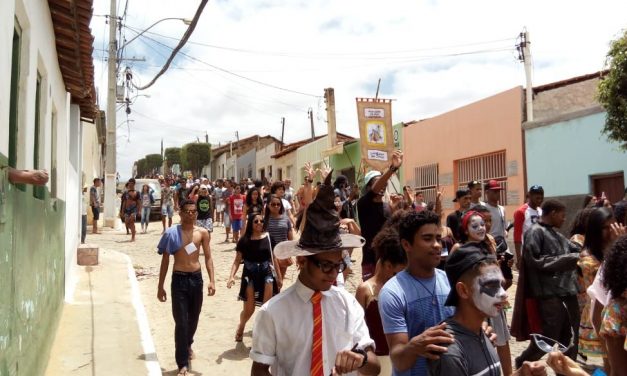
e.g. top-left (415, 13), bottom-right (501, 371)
top-left (399, 210), bottom-right (441, 245)
top-left (372, 226), bottom-right (407, 266)
top-left (603, 234), bottom-right (627, 299)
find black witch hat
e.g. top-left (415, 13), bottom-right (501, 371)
top-left (274, 170), bottom-right (365, 259)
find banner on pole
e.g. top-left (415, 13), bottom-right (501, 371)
top-left (356, 98), bottom-right (394, 172)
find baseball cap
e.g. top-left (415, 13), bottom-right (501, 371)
top-left (200, 184), bottom-right (208, 190)
top-left (467, 180), bottom-right (481, 189)
top-left (444, 243), bottom-right (497, 306)
top-left (453, 188), bottom-right (471, 202)
top-left (529, 185), bottom-right (544, 194)
top-left (484, 180), bottom-right (502, 191)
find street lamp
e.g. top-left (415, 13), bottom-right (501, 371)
top-left (120, 18), bottom-right (192, 50)
top-left (103, 10), bottom-right (191, 228)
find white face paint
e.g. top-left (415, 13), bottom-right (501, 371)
top-left (472, 267), bottom-right (507, 317)
top-left (467, 216), bottom-right (486, 241)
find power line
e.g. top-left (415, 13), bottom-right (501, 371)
top-left (122, 23), bottom-right (516, 58)
top-left (134, 0), bottom-right (209, 90)
top-left (125, 24), bottom-right (322, 98)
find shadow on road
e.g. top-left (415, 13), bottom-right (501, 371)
top-left (215, 341), bottom-right (251, 364)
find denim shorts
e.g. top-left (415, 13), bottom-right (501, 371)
top-left (161, 203), bottom-right (174, 217)
top-left (231, 219), bottom-right (242, 232)
top-left (196, 218), bottom-right (213, 232)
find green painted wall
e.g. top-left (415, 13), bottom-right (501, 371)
top-left (392, 122), bottom-right (405, 185)
top-left (330, 141), bottom-right (362, 184)
top-left (0, 153), bottom-right (65, 376)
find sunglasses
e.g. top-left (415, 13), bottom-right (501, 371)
top-left (270, 203), bottom-right (281, 207)
top-left (182, 209), bottom-right (197, 214)
top-left (253, 219), bottom-right (264, 224)
top-left (310, 257), bottom-right (347, 274)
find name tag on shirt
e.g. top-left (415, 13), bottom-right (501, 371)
top-left (184, 242), bottom-right (197, 255)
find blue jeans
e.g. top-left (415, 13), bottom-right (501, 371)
top-left (171, 271), bottom-right (203, 369)
top-left (141, 206), bottom-right (150, 227)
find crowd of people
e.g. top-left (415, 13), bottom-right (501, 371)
top-left (133, 150), bottom-right (626, 376)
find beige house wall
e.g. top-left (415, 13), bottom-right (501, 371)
top-left (402, 87), bottom-right (525, 220)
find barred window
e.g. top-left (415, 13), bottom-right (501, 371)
top-left (456, 151), bottom-right (507, 205)
top-left (413, 163), bottom-right (439, 203)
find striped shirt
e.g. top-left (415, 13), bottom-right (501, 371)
top-left (266, 215), bottom-right (292, 248)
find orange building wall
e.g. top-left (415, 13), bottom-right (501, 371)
top-left (402, 86), bottom-right (525, 221)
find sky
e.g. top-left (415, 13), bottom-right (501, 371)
top-left (90, 0), bottom-right (627, 179)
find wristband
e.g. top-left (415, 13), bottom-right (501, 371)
top-left (351, 346), bottom-right (368, 369)
top-left (389, 165), bottom-right (398, 173)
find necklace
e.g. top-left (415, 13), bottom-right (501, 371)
top-left (412, 274), bottom-right (438, 305)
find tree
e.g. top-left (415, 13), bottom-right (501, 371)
top-left (598, 29), bottom-right (627, 150)
top-left (164, 147), bottom-right (182, 170)
top-left (145, 153), bottom-right (163, 174)
top-left (181, 142), bottom-right (211, 177)
top-left (136, 158), bottom-right (147, 177)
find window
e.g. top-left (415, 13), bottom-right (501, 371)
top-left (50, 109), bottom-right (57, 198)
top-left (9, 20), bottom-right (21, 168)
top-left (413, 163), bottom-right (439, 203)
top-left (456, 151), bottom-right (508, 204)
top-left (33, 72), bottom-right (45, 199)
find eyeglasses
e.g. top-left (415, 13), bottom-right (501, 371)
top-left (310, 257), bottom-right (347, 274)
top-left (253, 219), bottom-right (264, 224)
top-left (270, 203), bottom-right (281, 207)
top-left (182, 209), bottom-right (197, 214)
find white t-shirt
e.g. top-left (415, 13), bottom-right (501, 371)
top-left (523, 206), bottom-right (542, 236)
top-left (281, 198), bottom-right (292, 211)
top-left (250, 279), bottom-right (374, 376)
top-left (485, 202), bottom-right (506, 238)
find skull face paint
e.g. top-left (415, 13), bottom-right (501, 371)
top-left (472, 266), bottom-right (507, 317)
top-left (467, 215), bottom-right (486, 241)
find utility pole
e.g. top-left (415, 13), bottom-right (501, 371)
top-left (324, 88), bottom-right (337, 149)
top-left (308, 109), bottom-right (315, 140)
top-left (517, 30), bottom-right (533, 122)
top-left (104, 0), bottom-right (117, 228)
top-left (280, 117), bottom-right (285, 149)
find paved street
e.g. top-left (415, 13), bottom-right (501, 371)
top-left (87, 215), bottom-right (601, 375)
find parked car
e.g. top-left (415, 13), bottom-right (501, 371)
top-left (126, 179), bottom-right (162, 221)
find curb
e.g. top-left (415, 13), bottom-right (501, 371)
top-left (117, 250), bottom-right (162, 375)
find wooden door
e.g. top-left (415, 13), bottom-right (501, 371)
top-left (592, 172), bottom-right (624, 203)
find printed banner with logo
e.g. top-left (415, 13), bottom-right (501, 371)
top-left (356, 98), bottom-right (394, 172)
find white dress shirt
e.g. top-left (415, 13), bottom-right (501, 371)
top-left (250, 278), bottom-right (375, 376)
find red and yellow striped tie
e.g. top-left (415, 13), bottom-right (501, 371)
top-left (310, 291), bottom-right (323, 376)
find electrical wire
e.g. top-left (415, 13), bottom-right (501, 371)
top-left (134, 0), bottom-right (209, 90)
top-left (124, 24), bottom-right (322, 98)
top-left (131, 31), bottom-right (317, 113)
top-left (122, 24), bottom-right (516, 58)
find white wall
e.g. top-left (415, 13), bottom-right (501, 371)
top-left (81, 121), bottom-right (103, 183)
top-left (295, 136), bottom-right (330, 184)
top-left (256, 142), bottom-right (279, 179)
top-left (1, 1), bottom-right (90, 300)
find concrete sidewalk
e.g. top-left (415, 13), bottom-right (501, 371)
top-left (45, 248), bottom-right (161, 375)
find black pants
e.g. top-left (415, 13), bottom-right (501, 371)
top-left (516, 295), bottom-right (580, 368)
top-left (171, 271), bottom-right (203, 369)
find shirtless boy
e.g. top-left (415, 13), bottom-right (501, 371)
top-left (157, 199), bottom-right (216, 375)
top-left (121, 178), bottom-right (140, 241)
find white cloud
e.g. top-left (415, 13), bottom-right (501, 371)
top-left (91, 0), bottom-right (627, 179)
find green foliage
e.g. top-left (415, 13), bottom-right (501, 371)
top-left (164, 147), bottom-right (181, 167)
top-left (598, 29), bottom-right (627, 150)
top-left (145, 153), bottom-right (163, 173)
top-left (135, 158), bottom-right (147, 177)
top-left (181, 143), bottom-right (211, 177)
